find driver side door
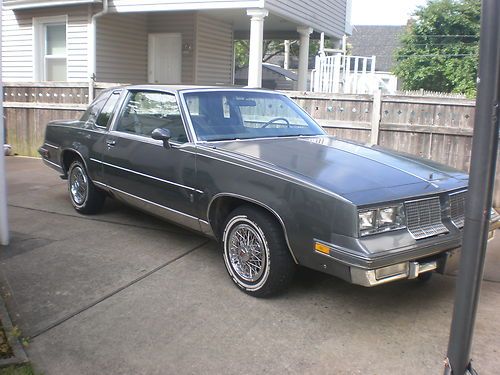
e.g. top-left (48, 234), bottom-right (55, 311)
top-left (102, 90), bottom-right (200, 231)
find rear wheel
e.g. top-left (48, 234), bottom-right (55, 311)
top-left (68, 160), bottom-right (105, 214)
top-left (222, 206), bottom-right (296, 297)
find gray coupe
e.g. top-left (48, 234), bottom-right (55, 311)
top-left (39, 85), bottom-right (499, 297)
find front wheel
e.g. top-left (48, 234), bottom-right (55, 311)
top-left (68, 160), bottom-right (105, 214)
top-left (222, 206), bottom-right (296, 297)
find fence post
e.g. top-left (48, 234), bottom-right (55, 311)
top-left (370, 89), bottom-right (382, 145)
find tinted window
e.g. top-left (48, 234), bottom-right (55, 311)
top-left (115, 91), bottom-right (188, 143)
top-left (80, 91), bottom-right (111, 125)
top-left (95, 92), bottom-right (121, 128)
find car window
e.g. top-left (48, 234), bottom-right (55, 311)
top-left (184, 91), bottom-right (325, 141)
top-left (115, 91), bottom-right (188, 143)
top-left (95, 92), bottom-right (121, 128)
top-left (80, 90), bottom-right (112, 125)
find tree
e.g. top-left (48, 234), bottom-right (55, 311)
top-left (393, 0), bottom-right (480, 97)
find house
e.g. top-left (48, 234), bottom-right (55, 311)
top-left (347, 25), bottom-right (405, 93)
top-left (2, 0), bottom-right (352, 95)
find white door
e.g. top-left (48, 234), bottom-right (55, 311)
top-left (148, 33), bottom-right (182, 84)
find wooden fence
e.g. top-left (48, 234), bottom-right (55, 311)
top-left (3, 82), bottom-right (499, 205)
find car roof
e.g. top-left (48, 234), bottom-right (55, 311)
top-left (120, 84), bottom-right (282, 95)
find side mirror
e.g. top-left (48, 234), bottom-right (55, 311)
top-left (151, 128), bottom-right (172, 149)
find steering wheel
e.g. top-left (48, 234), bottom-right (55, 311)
top-left (261, 117), bottom-right (290, 128)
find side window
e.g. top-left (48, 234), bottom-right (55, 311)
top-left (95, 92), bottom-right (121, 128)
top-left (80, 91), bottom-right (111, 125)
top-left (115, 91), bottom-right (188, 143)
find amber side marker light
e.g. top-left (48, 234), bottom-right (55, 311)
top-left (314, 242), bottom-right (330, 255)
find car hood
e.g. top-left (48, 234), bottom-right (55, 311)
top-left (212, 136), bottom-right (468, 205)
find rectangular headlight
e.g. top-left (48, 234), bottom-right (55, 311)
top-left (359, 204), bottom-right (406, 237)
top-left (359, 210), bottom-right (376, 231)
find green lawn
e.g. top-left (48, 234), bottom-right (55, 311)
top-left (0, 364), bottom-right (37, 375)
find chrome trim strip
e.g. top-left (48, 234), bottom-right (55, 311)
top-left (43, 158), bottom-right (63, 171)
top-left (207, 192), bottom-right (299, 264)
top-left (449, 189), bottom-right (468, 197)
top-left (106, 184), bottom-right (200, 222)
top-left (89, 158), bottom-right (203, 194)
top-left (197, 146), bottom-right (352, 204)
top-left (93, 180), bottom-right (108, 189)
top-left (44, 142), bottom-right (59, 149)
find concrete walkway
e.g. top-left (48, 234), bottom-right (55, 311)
top-left (1, 156), bottom-right (500, 375)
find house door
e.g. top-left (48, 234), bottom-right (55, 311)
top-left (148, 33), bottom-right (182, 84)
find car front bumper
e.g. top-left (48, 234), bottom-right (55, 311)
top-left (348, 220), bottom-right (500, 287)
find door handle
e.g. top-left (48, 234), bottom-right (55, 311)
top-left (106, 139), bottom-right (116, 148)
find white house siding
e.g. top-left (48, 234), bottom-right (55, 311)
top-left (2, 5), bottom-right (90, 81)
top-left (96, 13), bottom-right (148, 83)
top-left (108, 0), bottom-right (263, 12)
top-left (265, 0), bottom-right (346, 38)
top-left (148, 12), bottom-right (196, 84)
top-left (194, 14), bottom-right (232, 85)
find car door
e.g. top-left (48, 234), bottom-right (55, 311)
top-left (87, 90), bottom-right (123, 183)
top-left (102, 89), bottom-right (200, 231)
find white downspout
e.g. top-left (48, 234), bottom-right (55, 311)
top-left (88, 0), bottom-right (109, 103)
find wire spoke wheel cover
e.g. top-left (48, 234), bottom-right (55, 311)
top-left (223, 216), bottom-right (271, 291)
top-left (69, 165), bottom-right (88, 206)
top-left (228, 223), bottom-right (265, 281)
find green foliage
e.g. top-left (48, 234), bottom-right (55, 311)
top-left (0, 364), bottom-right (38, 375)
top-left (393, 0), bottom-right (480, 97)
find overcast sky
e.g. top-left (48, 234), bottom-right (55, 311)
top-left (351, 0), bottom-right (428, 25)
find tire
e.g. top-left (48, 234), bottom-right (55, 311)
top-left (221, 206), bottom-right (296, 297)
top-left (68, 160), bottom-right (105, 214)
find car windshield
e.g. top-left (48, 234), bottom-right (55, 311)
top-left (182, 91), bottom-right (326, 141)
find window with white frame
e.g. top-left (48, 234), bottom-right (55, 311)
top-left (35, 17), bottom-right (67, 81)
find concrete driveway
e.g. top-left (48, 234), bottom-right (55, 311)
top-left (2, 156), bottom-right (500, 375)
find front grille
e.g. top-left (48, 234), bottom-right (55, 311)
top-left (405, 197), bottom-right (449, 239)
top-left (450, 190), bottom-right (467, 228)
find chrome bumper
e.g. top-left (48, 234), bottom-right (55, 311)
top-left (350, 258), bottom-right (440, 287)
top-left (350, 221), bottom-right (499, 287)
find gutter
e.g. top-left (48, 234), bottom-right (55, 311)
top-left (88, 0), bottom-right (109, 103)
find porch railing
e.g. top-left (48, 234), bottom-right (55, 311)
top-left (310, 54), bottom-right (382, 94)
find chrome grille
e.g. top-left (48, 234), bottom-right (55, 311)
top-left (405, 197), bottom-right (449, 239)
top-left (450, 190), bottom-right (467, 228)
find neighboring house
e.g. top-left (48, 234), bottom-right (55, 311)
top-left (348, 25), bottom-right (405, 93)
top-left (2, 0), bottom-right (351, 91)
top-left (234, 63), bottom-right (298, 90)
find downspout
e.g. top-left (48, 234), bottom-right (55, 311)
top-left (88, 0), bottom-right (109, 103)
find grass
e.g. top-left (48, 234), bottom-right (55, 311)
top-left (0, 327), bottom-right (13, 360)
top-left (0, 364), bottom-right (37, 375)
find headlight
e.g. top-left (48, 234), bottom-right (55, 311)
top-left (359, 211), bottom-right (375, 231)
top-left (358, 204), bottom-right (406, 237)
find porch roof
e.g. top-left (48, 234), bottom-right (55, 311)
top-left (3, 0), bottom-right (102, 10)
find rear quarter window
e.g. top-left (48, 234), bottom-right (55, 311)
top-left (80, 90), bottom-right (112, 125)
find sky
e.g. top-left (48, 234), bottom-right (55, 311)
top-left (351, 0), bottom-right (428, 26)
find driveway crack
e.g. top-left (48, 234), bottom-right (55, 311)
top-left (28, 239), bottom-right (210, 340)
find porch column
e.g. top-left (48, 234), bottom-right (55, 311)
top-left (246, 8), bottom-right (268, 88)
top-left (297, 26), bottom-right (313, 91)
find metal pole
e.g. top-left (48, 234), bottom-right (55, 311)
top-left (0, 6), bottom-right (9, 246)
top-left (444, 0), bottom-right (500, 373)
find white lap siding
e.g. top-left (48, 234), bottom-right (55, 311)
top-left (2, 5), bottom-right (90, 82)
